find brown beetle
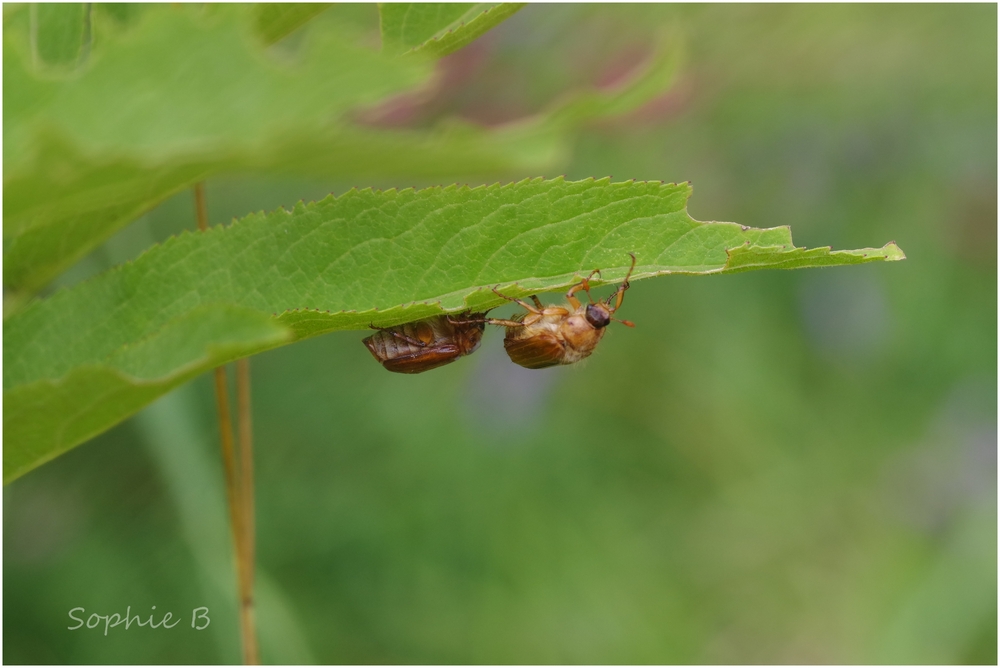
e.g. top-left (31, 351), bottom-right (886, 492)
top-left (363, 312), bottom-right (487, 374)
top-left (486, 254), bottom-right (637, 369)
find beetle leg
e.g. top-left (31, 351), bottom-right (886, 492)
top-left (489, 318), bottom-right (527, 328)
top-left (446, 309), bottom-right (489, 326)
top-left (530, 295), bottom-right (544, 310)
top-left (453, 316), bottom-right (525, 328)
top-left (369, 324), bottom-right (427, 347)
top-left (566, 269), bottom-right (601, 308)
top-left (608, 283), bottom-right (627, 312)
top-left (492, 286), bottom-right (542, 314)
top-left (608, 253), bottom-right (637, 312)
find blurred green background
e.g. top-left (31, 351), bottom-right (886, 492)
top-left (4, 4), bottom-right (996, 663)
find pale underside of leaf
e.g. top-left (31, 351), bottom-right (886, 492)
top-left (722, 240), bottom-right (905, 273)
top-left (3, 177), bottom-right (904, 483)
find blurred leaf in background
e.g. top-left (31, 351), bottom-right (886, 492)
top-left (379, 3), bottom-right (526, 57)
top-left (3, 3), bottom-right (995, 664)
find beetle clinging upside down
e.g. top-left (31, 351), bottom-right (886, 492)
top-left (487, 253), bottom-right (637, 369)
top-left (363, 312), bottom-right (487, 374)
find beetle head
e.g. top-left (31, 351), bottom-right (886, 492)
top-left (584, 303), bottom-right (612, 329)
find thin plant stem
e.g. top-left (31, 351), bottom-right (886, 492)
top-left (194, 182), bottom-right (209, 232)
top-left (236, 358), bottom-right (259, 665)
top-left (194, 182), bottom-right (259, 664)
top-left (213, 364), bottom-right (242, 551)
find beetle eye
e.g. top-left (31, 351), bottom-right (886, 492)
top-left (585, 304), bottom-right (611, 329)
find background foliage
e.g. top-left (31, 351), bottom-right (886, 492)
top-left (4, 3), bottom-right (996, 663)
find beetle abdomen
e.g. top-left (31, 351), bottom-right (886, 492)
top-left (363, 322), bottom-right (428, 362)
top-left (363, 313), bottom-right (487, 374)
top-left (380, 345), bottom-right (463, 373)
top-left (503, 331), bottom-right (566, 369)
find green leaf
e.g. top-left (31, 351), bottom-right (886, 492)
top-left (3, 5), bottom-right (431, 293)
top-left (252, 3), bottom-right (332, 45)
top-left (722, 240), bottom-right (905, 273)
top-left (3, 177), bottom-right (903, 482)
top-left (4, 305), bottom-right (291, 483)
top-left (30, 2), bottom-right (89, 68)
top-left (379, 3), bottom-right (525, 57)
top-left (5, 7), bottom-right (427, 169)
top-left (1, 121), bottom-right (572, 299)
top-left (4, 4), bottom-right (675, 298)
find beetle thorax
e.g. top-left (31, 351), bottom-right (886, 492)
top-left (455, 322), bottom-right (485, 355)
top-left (561, 311), bottom-right (606, 355)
